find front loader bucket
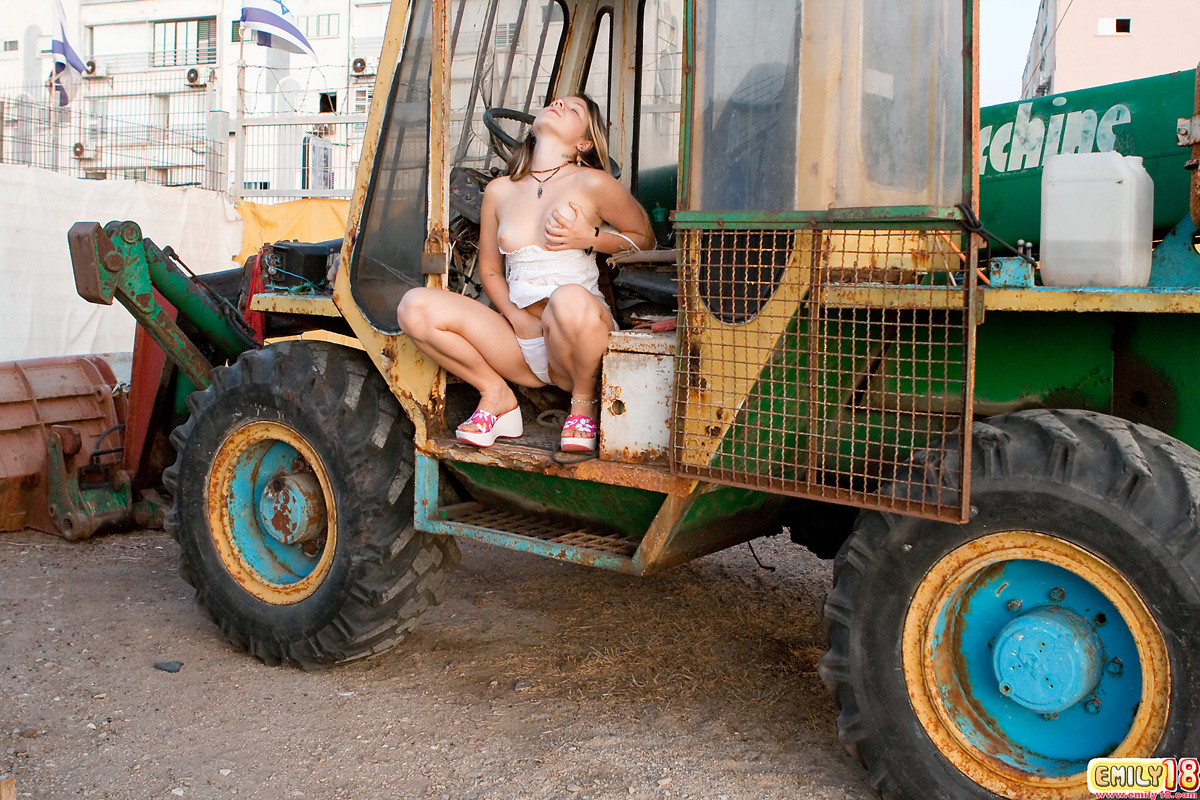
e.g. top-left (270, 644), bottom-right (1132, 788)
top-left (0, 355), bottom-right (135, 540)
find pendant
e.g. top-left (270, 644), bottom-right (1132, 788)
top-left (537, 185), bottom-right (543, 198)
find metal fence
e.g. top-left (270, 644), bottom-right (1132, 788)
top-left (0, 72), bottom-right (219, 188)
top-left (0, 67), bottom-right (371, 201)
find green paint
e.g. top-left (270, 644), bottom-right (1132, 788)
top-left (980, 70), bottom-right (1196, 247)
top-left (974, 312), bottom-right (1114, 414)
top-left (445, 462), bottom-right (665, 539)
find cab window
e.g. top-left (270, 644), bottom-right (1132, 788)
top-left (634, 0), bottom-right (684, 230)
top-left (583, 10), bottom-right (612, 117)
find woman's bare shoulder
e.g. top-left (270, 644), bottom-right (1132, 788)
top-left (484, 175), bottom-right (517, 199)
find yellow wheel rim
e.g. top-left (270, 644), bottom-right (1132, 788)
top-left (206, 421), bottom-right (337, 605)
top-left (902, 531), bottom-right (1170, 799)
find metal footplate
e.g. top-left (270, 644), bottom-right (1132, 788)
top-left (413, 455), bottom-right (639, 572)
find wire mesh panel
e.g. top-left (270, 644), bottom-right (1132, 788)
top-left (673, 225), bottom-right (976, 522)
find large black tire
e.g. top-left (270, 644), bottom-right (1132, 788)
top-left (164, 340), bottom-right (460, 668)
top-left (820, 410), bottom-right (1200, 799)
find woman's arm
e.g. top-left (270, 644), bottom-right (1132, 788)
top-left (544, 172), bottom-right (655, 254)
top-left (479, 182), bottom-right (542, 338)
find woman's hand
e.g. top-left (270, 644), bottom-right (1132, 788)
top-left (544, 202), bottom-right (595, 251)
top-left (506, 308), bottom-right (544, 340)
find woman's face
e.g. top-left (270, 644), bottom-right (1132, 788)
top-left (532, 96), bottom-right (592, 149)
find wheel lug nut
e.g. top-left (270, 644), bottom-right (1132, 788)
top-left (1106, 657), bottom-right (1124, 677)
top-left (1049, 587), bottom-right (1066, 602)
top-left (1041, 712), bottom-right (1058, 721)
top-left (1083, 697), bottom-right (1101, 714)
top-left (1006, 599), bottom-right (1023, 612)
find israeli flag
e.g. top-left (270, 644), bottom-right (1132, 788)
top-left (51, 0), bottom-right (86, 106)
top-left (240, 0), bottom-right (317, 58)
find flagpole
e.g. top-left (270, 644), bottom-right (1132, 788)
top-left (234, 23), bottom-right (246, 200)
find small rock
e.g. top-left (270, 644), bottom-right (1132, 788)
top-left (567, 784), bottom-right (582, 793)
top-left (657, 778), bottom-right (672, 786)
top-left (153, 661), bottom-right (183, 673)
top-left (86, 723), bottom-right (96, 730)
top-left (92, 694), bottom-right (107, 700)
top-left (219, 769), bottom-right (231, 777)
top-left (170, 789), bottom-right (184, 796)
top-left (19, 728), bottom-right (39, 739)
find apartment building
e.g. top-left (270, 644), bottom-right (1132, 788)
top-left (1023, 0), bottom-right (1199, 98)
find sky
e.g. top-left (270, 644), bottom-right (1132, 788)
top-left (980, 0), bottom-right (1043, 106)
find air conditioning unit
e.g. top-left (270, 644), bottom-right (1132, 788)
top-left (83, 59), bottom-right (106, 79)
top-left (185, 67), bottom-right (207, 88)
top-left (72, 141), bottom-right (97, 160)
top-left (350, 57), bottom-right (375, 78)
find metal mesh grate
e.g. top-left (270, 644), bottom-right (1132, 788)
top-left (440, 502), bottom-right (640, 556)
top-left (673, 226), bottom-right (976, 522)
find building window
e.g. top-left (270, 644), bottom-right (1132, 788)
top-left (3, 41), bottom-right (17, 52)
top-left (494, 22), bottom-right (518, 47)
top-left (299, 14), bottom-right (339, 40)
top-left (231, 20), bottom-right (241, 43)
top-left (1097, 17), bottom-right (1132, 36)
top-left (153, 17), bottom-right (217, 67)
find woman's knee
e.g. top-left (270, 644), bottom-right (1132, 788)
top-left (396, 288), bottom-right (441, 334)
top-left (545, 285), bottom-right (608, 330)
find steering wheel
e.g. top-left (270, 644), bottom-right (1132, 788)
top-left (482, 106), bottom-right (621, 179)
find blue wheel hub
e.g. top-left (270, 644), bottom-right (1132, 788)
top-left (223, 437), bottom-right (328, 585)
top-left (992, 605), bottom-right (1103, 714)
top-left (930, 559), bottom-right (1143, 775)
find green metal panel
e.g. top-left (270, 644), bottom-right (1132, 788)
top-left (444, 462), bottom-right (666, 539)
top-left (974, 312), bottom-right (1114, 415)
top-left (980, 70), bottom-right (1196, 247)
top-left (974, 308), bottom-right (1200, 454)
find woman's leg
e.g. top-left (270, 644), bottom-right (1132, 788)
top-left (541, 285), bottom-right (615, 430)
top-left (397, 288), bottom-right (543, 428)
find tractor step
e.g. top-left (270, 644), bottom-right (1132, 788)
top-left (413, 455), bottom-right (639, 572)
top-left (439, 501), bottom-right (639, 557)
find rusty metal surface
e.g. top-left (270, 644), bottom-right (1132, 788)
top-left (421, 435), bottom-right (692, 496)
top-left (440, 501), bottom-right (639, 557)
top-left (1192, 64), bottom-right (1200, 227)
top-left (600, 332), bottom-right (677, 465)
top-left (673, 226), bottom-right (976, 523)
top-left (249, 292), bottom-right (340, 317)
top-left (0, 355), bottom-right (127, 536)
top-left (902, 532), bottom-right (1170, 799)
top-left (984, 286), bottom-right (1200, 314)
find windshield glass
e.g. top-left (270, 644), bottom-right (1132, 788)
top-left (351, 0), bottom-right (568, 331)
top-left (689, 0), bottom-right (966, 213)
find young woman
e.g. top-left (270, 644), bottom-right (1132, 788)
top-left (396, 95), bottom-right (654, 451)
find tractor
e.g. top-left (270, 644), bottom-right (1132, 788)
top-left (65, 1), bottom-right (1200, 798)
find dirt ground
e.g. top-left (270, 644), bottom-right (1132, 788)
top-left (0, 527), bottom-right (875, 800)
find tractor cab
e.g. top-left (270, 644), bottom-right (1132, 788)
top-left (336, 0), bottom-right (979, 523)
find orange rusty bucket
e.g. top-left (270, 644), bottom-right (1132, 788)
top-left (0, 355), bottom-right (128, 538)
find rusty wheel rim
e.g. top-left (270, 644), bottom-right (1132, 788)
top-left (902, 531), bottom-right (1169, 799)
top-left (206, 421), bottom-right (337, 605)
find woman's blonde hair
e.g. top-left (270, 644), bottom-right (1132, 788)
top-left (507, 94), bottom-right (610, 182)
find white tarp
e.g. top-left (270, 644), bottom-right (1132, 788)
top-left (0, 164), bottom-right (244, 361)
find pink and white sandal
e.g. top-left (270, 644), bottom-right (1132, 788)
top-left (560, 414), bottom-right (598, 452)
top-left (456, 407), bottom-right (523, 447)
